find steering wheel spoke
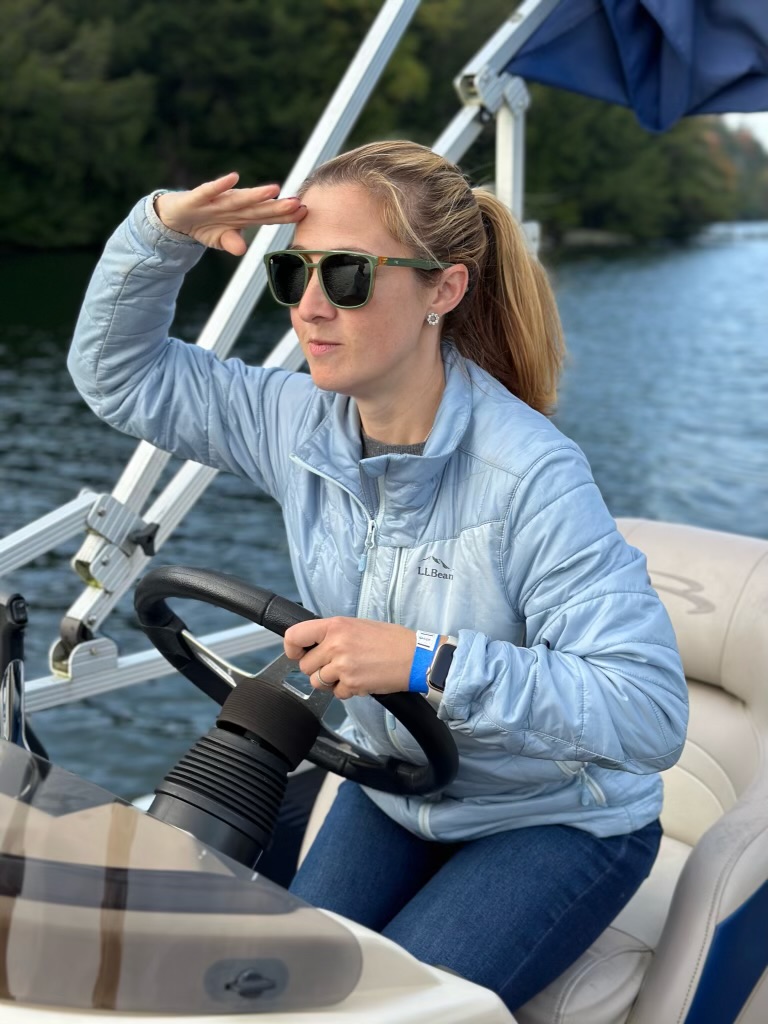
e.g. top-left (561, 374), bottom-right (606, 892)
top-left (179, 635), bottom-right (337, 718)
top-left (179, 630), bottom-right (252, 691)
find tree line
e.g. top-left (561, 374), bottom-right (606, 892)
top-left (2, 0), bottom-right (766, 250)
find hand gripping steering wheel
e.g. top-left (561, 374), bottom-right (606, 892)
top-left (134, 566), bottom-right (459, 868)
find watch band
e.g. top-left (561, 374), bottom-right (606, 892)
top-left (409, 631), bottom-right (440, 693)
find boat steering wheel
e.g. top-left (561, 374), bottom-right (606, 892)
top-left (134, 566), bottom-right (459, 798)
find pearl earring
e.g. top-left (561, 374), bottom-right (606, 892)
top-left (426, 312), bottom-right (440, 327)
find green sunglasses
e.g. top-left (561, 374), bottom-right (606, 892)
top-left (263, 249), bottom-right (451, 310)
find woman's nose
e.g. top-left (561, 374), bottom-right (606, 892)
top-left (296, 268), bottom-right (335, 321)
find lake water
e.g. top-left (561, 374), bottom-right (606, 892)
top-left (1, 228), bottom-right (767, 797)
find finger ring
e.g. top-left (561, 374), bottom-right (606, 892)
top-left (316, 667), bottom-right (335, 689)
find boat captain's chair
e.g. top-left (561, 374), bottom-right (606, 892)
top-left (515, 518), bottom-right (768, 1024)
top-left (299, 518), bottom-right (768, 1024)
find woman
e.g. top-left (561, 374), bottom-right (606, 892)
top-left (68, 141), bottom-right (688, 1013)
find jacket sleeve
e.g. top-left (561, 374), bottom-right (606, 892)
top-left (439, 444), bottom-right (689, 774)
top-left (67, 195), bottom-right (313, 501)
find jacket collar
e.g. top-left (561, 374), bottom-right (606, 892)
top-left (293, 344), bottom-right (473, 511)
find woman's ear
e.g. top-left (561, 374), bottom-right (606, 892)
top-left (431, 264), bottom-right (470, 316)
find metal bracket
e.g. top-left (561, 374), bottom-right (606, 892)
top-left (448, 0), bottom-right (559, 232)
top-left (51, 634), bottom-right (120, 685)
top-left (84, 493), bottom-right (154, 552)
top-left (501, 74), bottom-right (531, 115)
top-left (71, 494), bottom-right (159, 590)
top-left (454, 0), bottom-right (561, 104)
top-left (452, 62), bottom-right (529, 122)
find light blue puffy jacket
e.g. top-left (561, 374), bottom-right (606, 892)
top-left (68, 196), bottom-right (688, 841)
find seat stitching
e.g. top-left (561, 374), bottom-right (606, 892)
top-left (674, 739), bottom-right (738, 807)
top-left (608, 923), bottom-right (655, 948)
top-left (677, 821), bottom-right (768, 1022)
top-left (715, 548), bottom-right (768, 687)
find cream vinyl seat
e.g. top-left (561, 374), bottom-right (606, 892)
top-left (299, 518), bottom-right (768, 1024)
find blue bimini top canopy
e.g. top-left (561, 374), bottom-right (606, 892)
top-left (505, 0), bottom-right (768, 132)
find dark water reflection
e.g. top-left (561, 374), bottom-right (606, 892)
top-left (1, 230), bottom-right (766, 796)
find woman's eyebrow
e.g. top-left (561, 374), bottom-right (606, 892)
top-left (289, 244), bottom-right (376, 255)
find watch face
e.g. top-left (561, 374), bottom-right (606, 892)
top-left (429, 643), bottom-right (456, 691)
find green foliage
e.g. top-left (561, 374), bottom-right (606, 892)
top-left (109, 1), bottom-right (382, 187)
top-left (0, 0), bottom-right (154, 247)
top-left (1, 0), bottom-right (766, 249)
top-left (525, 87), bottom-right (747, 244)
top-left (705, 120), bottom-right (768, 221)
top-left (655, 119), bottom-right (738, 240)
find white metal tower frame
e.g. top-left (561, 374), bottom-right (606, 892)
top-left (0, 0), bottom-right (560, 713)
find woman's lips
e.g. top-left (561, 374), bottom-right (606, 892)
top-left (307, 340), bottom-right (340, 356)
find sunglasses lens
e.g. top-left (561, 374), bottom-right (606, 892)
top-left (321, 253), bottom-right (371, 308)
top-left (268, 253), bottom-right (306, 305)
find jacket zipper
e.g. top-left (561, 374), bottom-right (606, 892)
top-left (418, 800), bottom-right (435, 839)
top-left (382, 495), bottom-right (409, 755)
top-left (356, 476), bottom-right (388, 617)
top-left (290, 458), bottom-right (412, 766)
top-left (579, 766), bottom-right (606, 806)
top-left (358, 519), bottom-right (376, 571)
top-left (556, 760), bottom-right (607, 807)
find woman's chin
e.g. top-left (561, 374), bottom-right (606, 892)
top-left (307, 367), bottom-right (351, 396)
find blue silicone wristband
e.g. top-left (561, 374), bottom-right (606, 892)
top-left (408, 631), bottom-right (440, 693)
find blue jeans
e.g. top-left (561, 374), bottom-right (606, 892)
top-left (290, 781), bottom-right (662, 1013)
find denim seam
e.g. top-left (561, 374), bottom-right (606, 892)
top-left (498, 833), bottom-right (632, 1000)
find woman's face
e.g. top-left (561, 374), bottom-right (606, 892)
top-left (288, 183), bottom-right (440, 403)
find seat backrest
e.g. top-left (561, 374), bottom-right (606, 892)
top-left (617, 518), bottom-right (768, 846)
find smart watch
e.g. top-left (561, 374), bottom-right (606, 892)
top-left (427, 636), bottom-right (458, 693)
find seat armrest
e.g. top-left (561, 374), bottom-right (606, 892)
top-left (630, 773), bottom-right (768, 1024)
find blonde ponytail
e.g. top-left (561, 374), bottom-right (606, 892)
top-left (449, 189), bottom-right (565, 414)
top-left (301, 141), bottom-right (566, 415)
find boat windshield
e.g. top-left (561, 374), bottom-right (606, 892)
top-left (0, 740), bottom-right (362, 1013)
